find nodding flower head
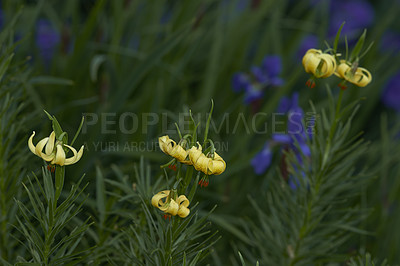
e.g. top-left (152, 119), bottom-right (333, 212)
top-left (188, 143), bottom-right (226, 175)
top-left (159, 135), bottom-right (191, 165)
top-left (302, 49), bottom-right (337, 78)
top-left (335, 60), bottom-right (372, 87)
top-left (28, 131), bottom-right (84, 166)
top-left (151, 190), bottom-right (190, 218)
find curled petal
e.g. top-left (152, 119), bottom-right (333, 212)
top-left (189, 143), bottom-right (226, 175)
top-left (170, 144), bottom-right (191, 164)
top-left (165, 199), bottom-right (179, 216)
top-left (177, 194), bottom-right (190, 218)
top-left (178, 205), bottom-right (190, 218)
top-left (335, 60), bottom-right (372, 87)
top-left (188, 143), bottom-right (203, 164)
top-left (35, 137), bottom-right (55, 161)
top-left (28, 131), bottom-right (37, 155)
top-left (159, 135), bottom-right (191, 164)
top-left (45, 131), bottom-right (56, 155)
top-left (208, 152), bottom-right (226, 175)
top-left (195, 154), bottom-right (210, 174)
top-left (151, 190), bottom-right (170, 208)
top-left (63, 144), bottom-right (84, 165)
top-left (159, 135), bottom-right (171, 154)
top-left (352, 67), bottom-right (372, 87)
top-left (177, 195), bottom-right (189, 208)
top-left (302, 49), bottom-right (336, 78)
top-left (52, 144), bottom-right (66, 166)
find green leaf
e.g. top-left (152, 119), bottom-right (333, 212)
top-left (90, 54), bottom-right (108, 82)
top-left (349, 29), bottom-right (367, 62)
top-left (96, 166), bottom-right (106, 226)
top-left (29, 76), bottom-right (74, 86)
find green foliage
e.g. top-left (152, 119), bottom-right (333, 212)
top-left (348, 253), bottom-right (388, 266)
top-left (15, 169), bottom-right (92, 265)
top-left (0, 0), bottom-right (399, 265)
top-left (239, 88), bottom-right (372, 265)
top-left (0, 24), bottom-right (30, 262)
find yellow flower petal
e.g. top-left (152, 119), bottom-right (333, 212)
top-left (52, 144), bottom-right (66, 166)
top-left (35, 137), bottom-right (55, 162)
top-left (63, 144), bottom-right (84, 165)
top-left (45, 131), bottom-right (55, 156)
top-left (177, 205), bottom-right (190, 218)
top-left (159, 135), bottom-right (192, 165)
top-left (151, 190), bottom-right (170, 208)
top-left (335, 60), bottom-right (372, 87)
top-left (208, 152), bottom-right (226, 175)
top-left (166, 199), bottom-right (179, 216)
top-left (189, 143), bottom-right (226, 175)
top-left (177, 195), bottom-right (189, 208)
top-left (177, 195), bottom-right (190, 218)
top-left (28, 131), bottom-right (37, 155)
top-left (302, 49), bottom-right (336, 78)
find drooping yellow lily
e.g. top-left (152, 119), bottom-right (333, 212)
top-left (335, 60), bottom-right (372, 87)
top-left (151, 190), bottom-right (190, 218)
top-left (302, 49), bottom-right (337, 81)
top-left (188, 143), bottom-right (226, 176)
top-left (28, 131), bottom-right (84, 166)
top-left (159, 135), bottom-right (191, 165)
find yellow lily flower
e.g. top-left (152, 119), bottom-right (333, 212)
top-left (302, 49), bottom-right (337, 81)
top-left (335, 60), bottom-right (372, 87)
top-left (28, 131), bottom-right (84, 166)
top-left (177, 195), bottom-right (190, 218)
top-left (188, 143), bottom-right (226, 176)
top-left (151, 190), bottom-right (190, 218)
top-left (159, 135), bottom-right (191, 165)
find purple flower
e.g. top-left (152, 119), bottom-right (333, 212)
top-left (0, 10), bottom-right (3, 30)
top-left (251, 93), bottom-right (312, 175)
top-left (251, 142), bottom-right (273, 175)
top-left (382, 72), bottom-right (400, 112)
top-left (276, 92), bottom-right (299, 114)
top-left (232, 72), bottom-right (249, 92)
top-left (36, 19), bottom-right (60, 66)
top-left (297, 35), bottom-right (318, 60)
top-left (244, 84), bottom-right (264, 104)
top-left (232, 55), bottom-right (284, 104)
top-left (329, 0), bottom-right (374, 38)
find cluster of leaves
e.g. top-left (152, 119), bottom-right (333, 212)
top-left (0, 0), bottom-right (399, 265)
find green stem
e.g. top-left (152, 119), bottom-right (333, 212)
top-left (160, 158), bottom-right (176, 169)
top-left (321, 89), bottom-right (344, 170)
top-left (0, 148), bottom-right (8, 260)
top-left (291, 89), bottom-right (344, 265)
top-left (55, 165), bottom-right (65, 205)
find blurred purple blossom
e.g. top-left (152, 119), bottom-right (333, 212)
top-left (312, 0), bottom-right (374, 39)
top-left (329, 0), bottom-right (374, 38)
top-left (382, 72), bottom-right (400, 113)
top-left (36, 19), bottom-right (60, 66)
top-left (251, 93), bottom-right (312, 176)
top-left (251, 142), bottom-right (273, 175)
top-left (232, 55), bottom-right (284, 104)
top-left (297, 35), bottom-right (318, 60)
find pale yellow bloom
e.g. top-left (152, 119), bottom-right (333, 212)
top-left (151, 190), bottom-right (190, 218)
top-left (28, 131), bottom-right (84, 166)
top-left (335, 60), bottom-right (372, 87)
top-left (302, 49), bottom-right (337, 78)
top-left (159, 135), bottom-right (191, 165)
top-left (177, 195), bottom-right (190, 218)
top-left (188, 143), bottom-right (226, 175)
